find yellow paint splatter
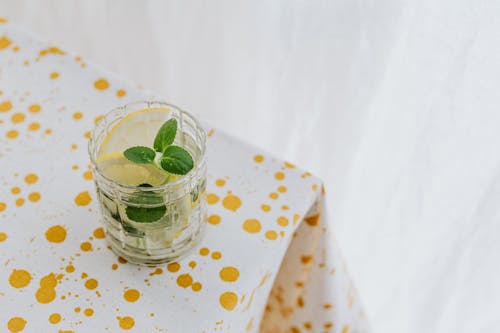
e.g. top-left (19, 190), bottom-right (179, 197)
top-left (0, 36), bottom-right (12, 50)
top-left (219, 267), bottom-right (240, 282)
top-left (274, 171), bottom-right (285, 180)
top-left (117, 316), bottom-right (135, 330)
top-left (9, 269), bottom-right (32, 288)
top-left (124, 289), bottom-right (140, 302)
top-left (284, 161), bottom-right (296, 168)
top-left (36, 286), bottom-right (56, 304)
top-left (83, 170), bottom-right (93, 180)
top-left (28, 122), bottom-right (40, 131)
top-left (211, 251), bottom-right (222, 260)
top-left (48, 313), bottom-right (61, 324)
top-left (191, 282), bottom-right (202, 292)
top-left (167, 262), bottom-right (180, 273)
top-left (207, 214), bottom-right (221, 225)
top-left (73, 112), bottom-right (83, 120)
top-left (0, 232), bottom-right (7, 242)
top-left (281, 205), bottom-right (289, 210)
top-left (74, 191), bottom-right (91, 206)
top-left (80, 241), bottom-right (92, 251)
top-left (74, 307), bottom-right (81, 313)
top-left (277, 185), bottom-right (287, 193)
top-left (6, 129), bottom-right (19, 139)
top-left (94, 78), bottom-right (110, 90)
top-left (45, 225), bottom-right (67, 243)
top-left (11, 187), bottom-right (21, 195)
top-left (149, 268), bottom-right (163, 276)
top-left (24, 173), bottom-right (38, 184)
top-left (49, 72), bottom-right (59, 79)
top-left (253, 155), bottom-right (264, 163)
top-left (28, 104), bottom-right (41, 113)
top-left (269, 192), bottom-right (279, 200)
top-left (301, 255), bottom-right (313, 265)
top-left (116, 89), bottom-right (126, 97)
top-left (65, 265), bottom-right (75, 273)
top-left (44, 128), bottom-right (52, 135)
top-left (0, 100), bottom-right (12, 112)
top-left (199, 247), bottom-right (209, 256)
top-left (40, 273), bottom-right (57, 288)
top-left (84, 131), bottom-right (91, 139)
top-left (341, 325), bottom-right (350, 333)
top-left (206, 193), bottom-right (219, 205)
top-left (277, 216), bottom-right (289, 227)
top-left (215, 178), bottom-right (226, 187)
top-left (189, 261), bottom-right (197, 269)
top-left (222, 194), bottom-right (242, 212)
top-left (28, 192), bottom-right (41, 202)
top-left (261, 204), bottom-right (271, 212)
top-left (265, 230), bottom-right (278, 240)
top-left (0, 202), bottom-right (6, 211)
top-left (15, 198), bottom-right (25, 207)
top-left (11, 113), bottom-right (25, 124)
top-left (176, 274), bottom-right (193, 288)
top-left (84, 308), bottom-right (94, 316)
top-left (85, 278), bottom-right (98, 290)
top-left (93, 227), bottom-right (105, 239)
top-left (243, 219), bottom-right (261, 233)
top-left (219, 292), bottom-right (238, 311)
top-left (7, 317), bottom-right (26, 332)
top-left (305, 214), bottom-right (320, 227)
top-left (112, 263), bottom-right (118, 270)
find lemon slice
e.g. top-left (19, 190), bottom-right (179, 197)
top-left (98, 107), bottom-right (171, 157)
top-left (97, 152), bottom-right (168, 186)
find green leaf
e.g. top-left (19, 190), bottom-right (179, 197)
top-left (123, 146), bottom-right (156, 164)
top-left (160, 145), bottom-right (194, 175)
top-left (125, 205), bottom-right (167, 223)
top-left (154, 118), bottom-right (177, 153)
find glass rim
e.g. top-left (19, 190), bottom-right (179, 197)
top-left (88, 100), bottom-right (207, 192)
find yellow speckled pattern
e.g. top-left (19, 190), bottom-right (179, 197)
top-left (0, 21), bottom-right (369, 333)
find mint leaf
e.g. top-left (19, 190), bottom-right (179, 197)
top-left (124, 146), bottom-right (156, 164)
top-left (125, 205), bottom-right (166, 223)
top-left (154, 118), bottom-right (177, 153)
top-left (160, 145), bottom-right (194, 175)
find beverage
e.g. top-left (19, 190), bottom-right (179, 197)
top-left (88, 102), bottom-right (207, 265)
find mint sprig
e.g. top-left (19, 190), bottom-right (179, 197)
top-left (123, 118), bottom-right (195, 176)
top-left (123, 146), bottom-right (156, 164)
top-left (154, 118), bottom-right (177, 153)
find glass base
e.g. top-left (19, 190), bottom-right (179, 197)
top-left (105, 222), bottom-right (205, 266)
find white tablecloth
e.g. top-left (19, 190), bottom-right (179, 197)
top-left (0, 23), bottom-right (368, 333)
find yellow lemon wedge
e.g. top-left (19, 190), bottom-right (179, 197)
top-left (96, 152), bottom-right (169, 186)
top-left (98, 107), bottom-right (172, 157)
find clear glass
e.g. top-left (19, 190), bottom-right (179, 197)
top-left (88, 101), bottom-right (207, 265)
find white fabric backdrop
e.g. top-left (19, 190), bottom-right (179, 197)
top-left (2, 1), bottom-right (499, 332)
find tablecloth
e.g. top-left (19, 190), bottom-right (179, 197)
top-left (0, 23), bottom-right (368, 333)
